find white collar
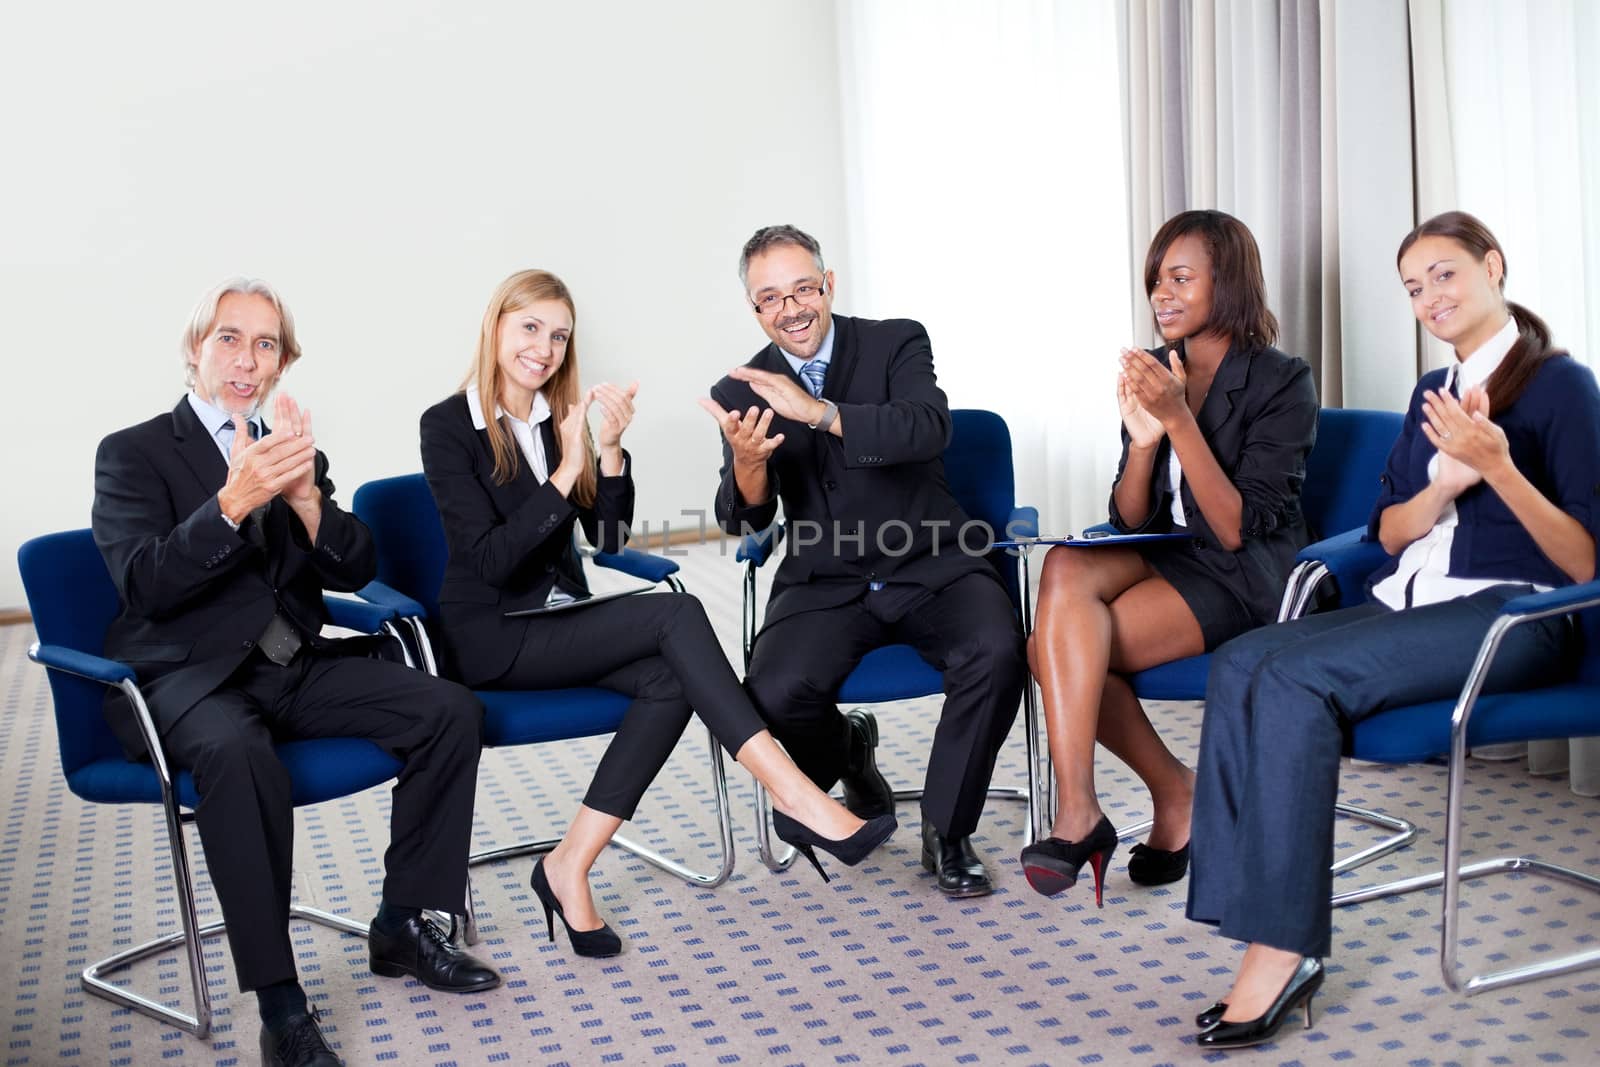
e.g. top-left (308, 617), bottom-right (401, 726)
top-left (1447, 315), bottom-right (1518, 395)
top-left (466, 386), bottom-right (552, 430)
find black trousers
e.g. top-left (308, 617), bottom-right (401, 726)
top-left (158, 649), bottom-right (484, 992)
top-left (493, 591), bottom-right (766, 820)
top-left (746, 573), bottom-right (1027, 838)
top-left (1187, 585), bottom-right (1575, 958)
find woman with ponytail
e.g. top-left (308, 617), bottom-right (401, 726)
top-left (1183, 212), bottom-right (1600, 1049)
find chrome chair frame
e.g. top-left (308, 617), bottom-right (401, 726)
top-left (1328, 584), bottom-right (1600, 994)
top-left (27, 619), bottom-right (398, 1038)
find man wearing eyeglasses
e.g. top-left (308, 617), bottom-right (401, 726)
top-left (700, 224), bottom-right (1027, 898)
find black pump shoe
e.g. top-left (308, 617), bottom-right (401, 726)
top-left (531, 858), bottom-right (623, 958)
top-left (1127, 840), bottom-right (1190, 886)
top-left (1197, 957), bottom-right (1324, 1049)
top-left (1195, 1000), bottom-right (1227, 1029)
top-left (773, 810), bottom-right (898, 883)
top-left (1019, 816), bottom-right (1118, 904)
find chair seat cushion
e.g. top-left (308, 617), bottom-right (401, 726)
top-left (1129, 654), bottom-right (1212, 701)
top-left (1351, 682), bottom-right (1600, 764)
top-left (66, 738), bottom-right (403, 809)
top-left (836, 645), bottom-right (944, 704)
top-left (477, 687), bottom-right (632, 747)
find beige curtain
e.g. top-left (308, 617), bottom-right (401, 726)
top-left (1121, 0), bottom-right (1332, 394)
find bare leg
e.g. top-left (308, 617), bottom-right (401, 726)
top-left (1090, 674), bottom-right (1195, 851)
top-left (1029, 546), bottom-right (1150, 840)
top-left (1098, 578), bottom-right (1206, 850)
top-left (736, 730), bottom-right (865, 841)
top-left (1030, 546), bottom-right (1204, 844)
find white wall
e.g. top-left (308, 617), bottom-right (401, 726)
top-left (0, 0), bottom-right (848, 608)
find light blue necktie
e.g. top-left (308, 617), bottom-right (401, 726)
top-left (799, 358), bottom-right (828, 398)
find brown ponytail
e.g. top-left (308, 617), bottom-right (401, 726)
top-left (1397, 211), bottom-right (1557, 413)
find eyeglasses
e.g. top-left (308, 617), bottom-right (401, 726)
top-left (751, 282), bottom-right (827, 316)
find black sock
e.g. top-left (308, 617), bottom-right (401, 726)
top-left (372, 898), bottom-right (422, 933)
top-left (256, 979), bottom-right (308, 1030)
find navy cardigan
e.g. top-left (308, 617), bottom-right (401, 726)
top-left (1365, 353), bottom-right (1600, 591)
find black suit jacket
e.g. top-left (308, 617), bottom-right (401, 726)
top-left (91, 398), bottom-right (377, 753)
top-left (1108, 341), bottom-right (1319, 626)
top-left (710, 315), bottom-right (998, 628)
top-left (419, 392), bottom-right (634, 686)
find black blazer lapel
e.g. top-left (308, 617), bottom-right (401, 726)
top-left (1195, 342), bottom-right (1253, 439)
top-left (820, 315), bottom-right (858, 400)
top-left (169, 398), bottom-right (229, 497)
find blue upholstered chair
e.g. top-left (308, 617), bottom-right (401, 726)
top-left (1047, 408), bottom-right (1417, 871)
top-left (1296, 538), bottom-right (1600, 992)
top-left (736, 409), bottom-right (1043, 870)
top-left (351, 474), bottom-right (735, 943)
top-left (18, 529), bottom-right (407, 1039)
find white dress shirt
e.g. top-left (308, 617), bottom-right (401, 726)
top-left (1371, 317), bottom-right (1545, 609)
top-left (465, 386), bottom-right (574, 606)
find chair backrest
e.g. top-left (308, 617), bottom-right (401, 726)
top-left (1301, 408), bottom-right (1405, 542)
top-left (943, 409), bottom-right (1022, 606)
top-left (17, 530), bottom-right (137, 777)
top-left (351, 474), bottom-right (449, 620)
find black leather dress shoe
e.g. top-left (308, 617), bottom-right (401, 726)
top-left (260, 1009), bottom-right (342, 1067)
top-left (920, 823), bottom-right (993, 897)
top-left (368, 913), bottom-right (502, 993)
top-left (840, 710), bottom-right (896, 819)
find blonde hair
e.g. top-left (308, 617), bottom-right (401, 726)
top-left (181, 276), bottom-right (302, 386)
top-left (464, 269), bottom-right (596, 504)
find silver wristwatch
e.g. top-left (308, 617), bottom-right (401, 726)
top-left (808, 399), bottom-right (839, 433)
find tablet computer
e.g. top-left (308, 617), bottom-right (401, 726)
top-left (503, 586), bottom-right (655, 618)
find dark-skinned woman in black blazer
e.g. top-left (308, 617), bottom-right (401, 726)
top-left (1020, 211), bottom-right (1318, 903)
top-left (420, 270), bottom-right (895, 958)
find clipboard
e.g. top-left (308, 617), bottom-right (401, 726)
top-left (995, 531), bottom-right (1190, 549)
top-left (503, 586), bottom-right (655, 618)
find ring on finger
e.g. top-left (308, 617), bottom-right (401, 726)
top-left (1440, 430), bottom-right (1452, 440)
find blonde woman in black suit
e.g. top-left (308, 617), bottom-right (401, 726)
top-left (420, 269), bottom-right (895, 958)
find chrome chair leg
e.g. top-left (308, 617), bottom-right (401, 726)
top-left (1331, 610), bottom-right (1600, 994)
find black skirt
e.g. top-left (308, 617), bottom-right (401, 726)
top-left (1142, 540), bottom-right (1260, 651)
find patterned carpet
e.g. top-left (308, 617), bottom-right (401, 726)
top-left (2, 541), bottom-right (1597, 1066)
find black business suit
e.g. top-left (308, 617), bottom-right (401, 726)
top-left (1107, 341), bottom-right (1319, 646)
top-left (710, 315), bottom-right (1027, 838)
top-left (91, 397), bottom-right (484, 992)
top-left (420, 392), bottom-right (768, 818)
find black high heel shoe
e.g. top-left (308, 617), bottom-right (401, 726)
top-left (1127, 840), bottom-right (1190, 886)
top-left (771, 811), bottom-right (898, 883)
top-left (1194, 1001), bottom-right (1227, 1029)
top-left (530, 858), bottom-right (622, 958)
top-left (1019, 816), bottom-right (1118, 904)
top-left (1196, 957), bottom-right (1323, 1049)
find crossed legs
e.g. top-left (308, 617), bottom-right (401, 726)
top-left (1028, 544), bottom-right (1204, 848)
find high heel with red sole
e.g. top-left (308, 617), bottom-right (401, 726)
top-left (1018, 815), bottom-right (1118, 904)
